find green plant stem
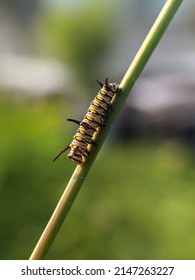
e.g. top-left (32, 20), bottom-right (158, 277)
top-left (29, 0), bottom-right (183, 260)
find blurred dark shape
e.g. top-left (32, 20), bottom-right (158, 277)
top-left (0, 0), bottom-right (41, 54)
top-left (0, 0), bottom-right (40, 25)
top-left (115, 70), bottom-right (195, 147)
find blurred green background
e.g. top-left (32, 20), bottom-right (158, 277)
top-left (1, 0), bottom-right (195, 260)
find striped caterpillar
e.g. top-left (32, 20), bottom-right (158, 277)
top-left (53, 78), bottom-right (120, 164)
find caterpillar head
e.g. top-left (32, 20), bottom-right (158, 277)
top-left (108, 82), bottom-right (120, 93)
top-left (96, 78), bottom-right (119, 93)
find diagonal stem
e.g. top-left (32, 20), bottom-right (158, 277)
top-left (29, 0), bottom-right (183, 260)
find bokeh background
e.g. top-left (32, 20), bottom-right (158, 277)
top-left (1, 0), bottom-right (195, 260)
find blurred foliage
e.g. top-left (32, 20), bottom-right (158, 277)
top-left (1, 95), bottom-right (195, 259)
top-left (0, 94), bottom-right (74, 259)
top-left (36, 3), bottom-right (118, 86)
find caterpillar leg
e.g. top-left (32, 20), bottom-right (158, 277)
top-left (83, 150), bottom-right (90, 158)
top-left (68, 146), bottom-right (84, 165)
top-left (53, 145), bottom-right (71, 161)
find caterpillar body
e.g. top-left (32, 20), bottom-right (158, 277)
top-left (53, 78), bottom-right (120, 165)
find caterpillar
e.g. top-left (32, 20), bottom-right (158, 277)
top-left (53, 78), bottom-right (120, 164)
